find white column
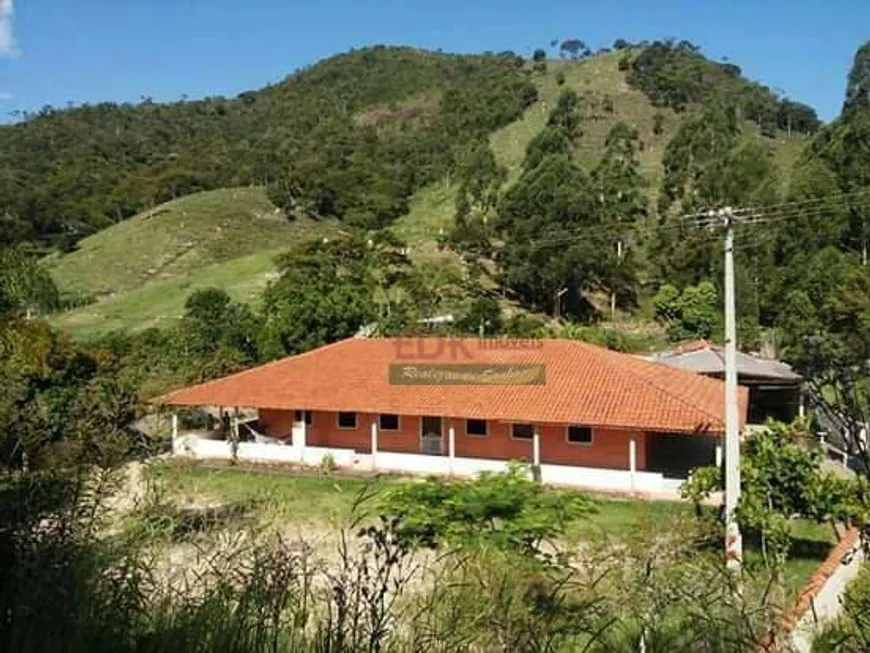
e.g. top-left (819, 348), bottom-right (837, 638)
top-left (715, 443), bottom-right (723, 468)
top-left (629, 437), bottom-right (637, 492)
top-left (371, 417), bottom-right (379, 471)
top-left (171, 413), bottom-right (179, 454)
top-left (448, 422), bottom-right (456, 475)
top-left (291, 411), bottom-right (307, 463)
top-left (533, 427), bottom-right (541, 465)
top-left (231, 407), bottom-right (240, 459)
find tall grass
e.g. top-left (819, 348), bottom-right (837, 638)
top-left (0, 463), bottom-right (797, 653)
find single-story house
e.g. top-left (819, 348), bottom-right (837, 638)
top-left (157, 337), bottom-right (747, 494)
top-left (648, 340), bottom-right (803, 424)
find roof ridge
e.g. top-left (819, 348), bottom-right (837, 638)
top-left (577, 341), bottom-right (725, 427)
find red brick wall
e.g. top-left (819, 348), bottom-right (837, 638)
top-left (258, 409), bottom-right (294, 440)
top-left (258, 409), bottom-right (647, 470)
top-left (539, 425), bottom-right (646, 470)
top-left (307, 410), bottom-right (374, 453)
top-left (376, 414), bottom-right (422, 454)
top-left (453, 419), bottom-right (534, 462)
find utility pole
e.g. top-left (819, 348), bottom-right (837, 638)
top-left (722, 207), bottom-right (743, 571)
top-left (611, 239), bottom-right (623, 319)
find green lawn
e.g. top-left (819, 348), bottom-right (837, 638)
top-left (157, 461), bottom-right (695, 535)
top-left (153, 462), bottom-right (378, 528)
top-left (153, 461), bottom-right (835, 596)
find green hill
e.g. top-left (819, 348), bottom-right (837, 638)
top-left (30, 43), bottom-right (824, 339)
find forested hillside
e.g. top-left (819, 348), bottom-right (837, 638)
top-left (0, 46), bottom-right (536, 246)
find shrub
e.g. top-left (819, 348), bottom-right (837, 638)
top-left (319, 453), bottom-right (337, 474)
top-left (380, 464), bottom-right (591, 556)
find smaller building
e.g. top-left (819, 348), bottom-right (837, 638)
top-left (648, 340), bottom-right (803, 424)
top-left (157, 337), bottom-right (748, 494)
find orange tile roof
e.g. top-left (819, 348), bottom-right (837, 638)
top-left (155, 337), bottom-right (747, 434)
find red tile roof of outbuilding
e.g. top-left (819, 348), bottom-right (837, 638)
top-left (155, 337), bottom-right (746, 434)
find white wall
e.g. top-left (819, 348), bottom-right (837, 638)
top-left (541, 464), bottom-right (665, 492)
top-left (174, 436), bottom-right (233, 458)
top-left (373, 452), bottom-right (511, 478)
top-left (302, 446), bottom-right (358, 468)
top-left (237, 442), bottom-right (300, 463)
top-left (790, 545), bottom-right (865, 653)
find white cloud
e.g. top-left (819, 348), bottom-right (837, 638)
top-left (0, 0), bottom-right (20, 58)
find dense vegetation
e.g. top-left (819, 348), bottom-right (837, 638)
top-left (0, 47), bottom-right (535, 246)
top-left (626, 39), bottom-right (820, 135)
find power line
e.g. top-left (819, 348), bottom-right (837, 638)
top-left (493, 188), bottom-right (870, 261)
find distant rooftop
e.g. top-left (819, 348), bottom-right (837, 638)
top-left (648, 340), bottom-right (802, 384)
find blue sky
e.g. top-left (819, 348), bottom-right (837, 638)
top-left (0, 0), bottom-right (867, 122)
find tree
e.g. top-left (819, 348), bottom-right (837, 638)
top-left (532, 49), bottom-right (547, 63)
top-left (654, 105), bottom-right (780, 288)
top-left (497, 154), bottom-right (603, 317)
top-left (261, 231), bottom-right (416, 355)
top-left (683, 420), bottom-right (861, 566)
top-left (592, 123), bottom-right (647, 310)
top-left (774, 258), bottom-right (870, 473)
top-left (653, 281), bottom-right (720, 341)
top-left (456, 296), bottom-right (502, 335)
top-left (0, 247), bottom-right (59, 319)
top-left (559, 39), bottom-right (589, 61)
top-left (179, 288), bottom-right (262, 381)
top-left (844, 40), bottom-right (870, 114)
top-left (447, 141), bottom-right (505, 258)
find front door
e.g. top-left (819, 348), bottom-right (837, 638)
top-left (420, 416), bottom-right (443, 455)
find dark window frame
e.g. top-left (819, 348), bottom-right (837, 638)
top-left (566, 425), bottom-right (594, 445)
top-left (465, 419), bottom-right (488, 437)
top-left (511, 423), bottom-right (535, 440)
top-left (337, 412), bottom-right (358, 430)
top-left (379, 413), bottom-right (400, 431)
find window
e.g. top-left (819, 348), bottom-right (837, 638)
top-left (294, 410), bottom-right (312, 425)
top-left (511, 423), bottom-right (535, 440)
top-left (465, 419), bottom-right (488, 437)
top-left (567, 425), bottom-right (593, 445)
top-left (379, 414), bottom-right (400, 431)
top-left (337, 412), bottom-right (358, 429)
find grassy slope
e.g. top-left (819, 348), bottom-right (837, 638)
top-left (52, 251), bottom-right (281, 339)
top-left (50, 188), bottom-right (334, 339)
top-left (49, 187), bottom-right (306, 296)
top-left (393, 53), bottom-right (691, 264)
